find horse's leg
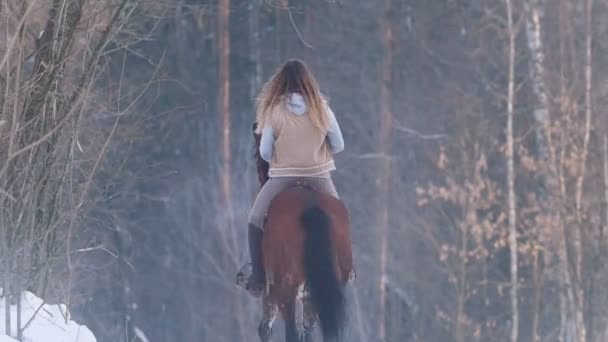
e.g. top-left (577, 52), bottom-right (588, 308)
top-left (258, 295), bottom-right (277, 342)
top-left (302, 297), bottom-right (316, 342)
top-left (284, 309), bottom-right (299, 342)
top-left (283, 297), bottom-right (304, 342)
top-left (295, 283), bottom-right (306, 338)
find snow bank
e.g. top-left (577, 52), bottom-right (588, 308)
top-left (0, 335), bottom-right (17, 342)
top-left (0, 290), bottom-right (96, 342)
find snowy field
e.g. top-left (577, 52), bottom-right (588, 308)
top-left (0, 290), bottom-right (96, 342)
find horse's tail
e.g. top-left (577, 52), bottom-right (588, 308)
top-left (301, 205), bottom-right (345, 340)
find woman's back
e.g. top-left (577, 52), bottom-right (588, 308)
top-left (267, 93), bottom-right (335, 177)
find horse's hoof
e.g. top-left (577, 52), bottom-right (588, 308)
top-left (236, 263), bottom-right (252, 287)
top-left (348, 269), bottom-right (357, 282)
top-left (236, 272), bottom-right (248, 287)
top-left (246, 283), bottom-right (265, 298)
top-left (258, 322), bottom-right (272, 341)
top-left (248, 289), bottom-right (263, 298)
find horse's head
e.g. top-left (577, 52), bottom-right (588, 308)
top-left (253, 122), bottom-right (270, 187)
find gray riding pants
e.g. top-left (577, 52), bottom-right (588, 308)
top-left (248, 176), bottom-right (339, 229)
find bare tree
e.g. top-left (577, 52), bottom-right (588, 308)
top-left (504, 1), bottom-right (519, 341)
top-left (249, 0), bottom-right (263, 100)
top-left (0, 0), bottom-right (143, 338)
top-left (522, 4), bottom-right (551, 339)
top-left (570, 1), bottom-right (594, 341)
top-left (218, 0), bottom-right (232, 235)
top-left (377, 0), bottom-right (393, 339)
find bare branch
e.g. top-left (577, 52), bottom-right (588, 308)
top-left (393, 119), bottom-right (450, 141)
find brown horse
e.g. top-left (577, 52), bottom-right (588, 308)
top-left (237, 123), bottom-right (354, 342)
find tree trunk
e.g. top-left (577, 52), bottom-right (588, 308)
top-left (218, 1), bottom-right (245, 340)
top-left (588, 188), bottom-right (603, 341)
top-left (276, 0), bottom-right (288, 61)
top-left (218, 0), bottom-right (232, 230)
top-left (523, 1), bottom-right (578, 340)
top-left (558, 3), bottom-right (577, 341)
top-left (455, 222), bottom-right (468, 342)
top-left (605, 135), bottom-right (608, 261)
top-left (505, 1), bottom-right (519, 341)
top-left (571, 1), bottom-right (593, 341)
top-left (559, 150), bottom-right (577, 342)
top-left (523, 5), bottom-right (554, 340)
top-left (249, 0), bottom-right (262, 101)
top-left (524, 0), bottom-right (550, 161)
top-left (3, 275), bottom-right (10, 337)
top-left (575, 0), bottom-right (593, 220)
top-left (304, 1), bottom-right (315, 62)
top-left (378, 0), bottom-right (393, 339)
top-left (531, 250), bottom-right (542, 342)
top-left (16, 287), bottom-right (22, 340)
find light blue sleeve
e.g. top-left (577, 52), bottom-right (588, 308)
top-left (259, 125), bottom-right (275, 162)
top-left (326, 106), bottom-right (344, 153)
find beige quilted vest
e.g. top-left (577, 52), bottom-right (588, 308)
top-left (268, 102), bottom-right (335, 177)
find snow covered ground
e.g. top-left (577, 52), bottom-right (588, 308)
top-left (0, 290), bottom-right (96, 342)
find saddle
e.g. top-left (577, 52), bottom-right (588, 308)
top-left (285, 178), bottom-right (320, 190)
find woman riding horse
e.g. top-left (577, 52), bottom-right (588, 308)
top-left (246, 59), bottom-right (345, 294)
top-left (239, 59), bottom-right (353, 341)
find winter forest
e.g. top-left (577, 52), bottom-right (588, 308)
top-left (1, 0), bottom-right (608, 341)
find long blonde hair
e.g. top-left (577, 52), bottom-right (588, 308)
top-left (255, 59), bottom-right (329, 134)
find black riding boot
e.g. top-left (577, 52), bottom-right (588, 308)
top-left (247, 224), bottom-right (265, 297)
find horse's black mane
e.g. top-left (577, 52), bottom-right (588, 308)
top-left (252, 122), bottom-right (269, 185)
